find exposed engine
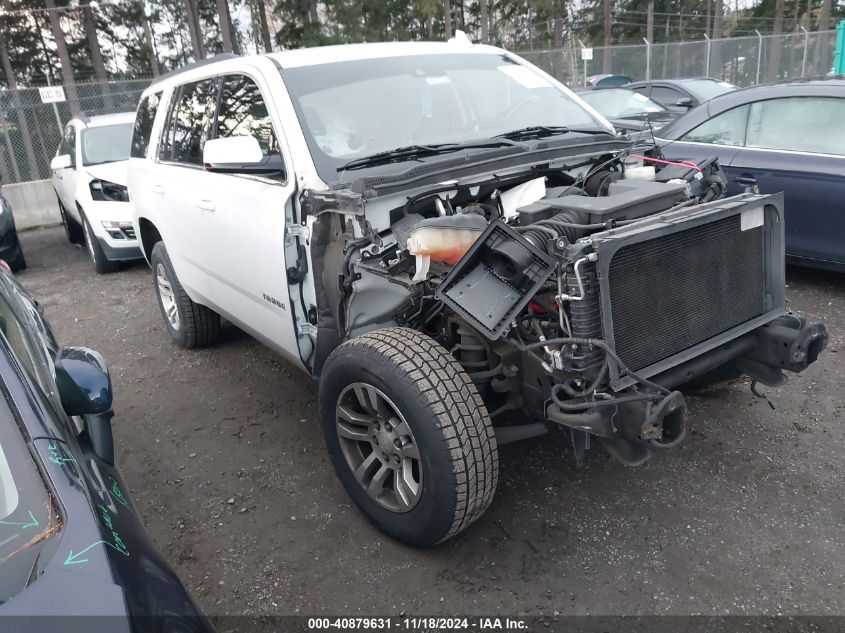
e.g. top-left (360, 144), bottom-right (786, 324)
top-left (318, 151), bottom-right (827, 467)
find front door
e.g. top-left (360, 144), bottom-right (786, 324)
top-left (54, 125), bottom-right (77, 215)
top-left (201, 72), bottom-right (299, 362)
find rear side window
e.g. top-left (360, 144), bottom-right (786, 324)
top-left (746, 97), bottom-right (845, 156)
top-left (159, 79), bottom-right (217, 165)
top-left (131, 92), bottom-right (161, 158)
top-left (680, 104), bottom-right (750, 146)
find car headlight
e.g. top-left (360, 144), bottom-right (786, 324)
top-left (89, 179), bottom-right (129, 203)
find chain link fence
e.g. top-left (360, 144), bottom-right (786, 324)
top-left (0, 78), bottom-right (151, 185)
top-left (0, 31), bottom-right (840, 185)
top-left (521, 29), bottom-right (839, 89)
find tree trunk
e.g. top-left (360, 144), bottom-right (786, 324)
top-left (646, 0), bottom-right (654, 43)
top-left (813, 0), bottom-right (832, 72)
top-left (184, 0), bottom-right (205, 60)
top-left (79, 0), bottom-right (114, 109)
top-left (552, 0), bottom-right (566, 81)
top-left (216, 0), bottom-right (234, 53)
top-left (443, 0), bottom-right (452, 39)
top-left (252, 0), bottom-right (273, 52)
top-left (43, 0), bottom-right (80, 115)
top-left (138, 0), bottom-right (160, 76)
top-left (767, 0), bottom-right (785, 81)
top-left (0, 31), bottom-right (39, 181)
top-left (480, 0), bottom-right (489, 44)
top-left (602, 0), bottom-right (611, 73)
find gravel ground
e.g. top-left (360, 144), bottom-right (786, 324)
top-left (14, 225), bottom-right (845, 617)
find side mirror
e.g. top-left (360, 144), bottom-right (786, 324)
top-left (55, 346), bottom-right (112, 415)
top-left (675, 97), bottom-right (694, 108)
top-left (51, 154), bottom-right (72, 170)
top-left (55, 347), bottom-right (115, 464)
top-left (203, 136), bottom-right (284, 177)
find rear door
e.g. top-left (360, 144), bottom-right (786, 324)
top-left (201, 71), bottom-right (299, 360)
top-left (727, 96), bottom-right (845, 266)
top-left (153, 77), bottom-right (220, 304)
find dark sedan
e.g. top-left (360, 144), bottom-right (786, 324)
top-left (656, 77), bottom-right (845, 271)
top-left (0, 264), bottom-right (213, 631)
top-left (577, 87), bottom-right (681, 133)
top-left (627, 77), bottom-right (737, 112)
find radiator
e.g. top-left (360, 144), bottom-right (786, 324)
top-left (591, 194), bottom-right (786, 390)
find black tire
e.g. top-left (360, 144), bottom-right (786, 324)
top-left (8, 248), bottom-right (26, 272)
top-left (58, 197), bottom-right (84, 244)
top-left (150, 241), bottom-right (220, 349)
top-left (81, 213), bottom-right (119, 274)
top-left (319, 327), bottom-right (498, 546)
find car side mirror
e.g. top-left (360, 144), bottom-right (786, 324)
top-left (55, 347), bottom-right (115, 465)
top-left (675, 97), bottom-right (693, 108)
top-left (50, 154), bottom-right (72, 170)
top-left (203, 136), bottom-right (284, 177)
top-left (55, 346), bottom-right (112, 416)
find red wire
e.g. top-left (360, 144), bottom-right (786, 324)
top-left (628, 153), bottom-right (702, 172)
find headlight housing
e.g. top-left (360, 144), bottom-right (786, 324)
top-left (89, 179), bottom-right (129, 203)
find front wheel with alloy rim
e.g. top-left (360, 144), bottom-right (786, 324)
top-left (82, 213), bottom-right (119, 274)
top-left (150, 242), bottom-right (220, 349)
top-left (319, 327), bottom-right (498, 546)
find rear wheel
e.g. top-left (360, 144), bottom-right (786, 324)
top-left (82, 213), bottom-right (119, 274)
top-left (150, 241), bottom-right (220, 349)
top-left (58, 198), bottom-right (84, 244)
top-left (319, 327), bottom-right (498, 546)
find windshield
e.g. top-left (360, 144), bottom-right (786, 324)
top-left (280, 53), bottom-right (608, 181)
top-left (579, 89), bottom-right (666, 118)
top-left (81, 123), bottom-right (133, 166)
top-left (0, 402), bottom-right (59, 603)
top-left (682, 79), bottom-right (737, 102)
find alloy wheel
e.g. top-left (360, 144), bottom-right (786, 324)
top-left (156, 263), bottom-right (180, 330)
top-left (335, 382), bottom-right (423, 513)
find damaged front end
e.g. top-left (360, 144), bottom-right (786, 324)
top-left (298, 152), bottom-right (828, 467)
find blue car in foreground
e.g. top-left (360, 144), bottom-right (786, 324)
top-left (656, 77), bottom-right (845, 271)
top-left (0, 262), bottom-right (212, 632)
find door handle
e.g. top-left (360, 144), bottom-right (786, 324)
top-left (197, 199), bottom-right (216, 212)
top-left (152, 184), bottom-right (165, 195)
top-left (733, 174), bottom-right (759, 194)
top-left (733, 175), bottom-right (757, 186)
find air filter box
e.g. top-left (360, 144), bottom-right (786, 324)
top-left (435, 220), bottom-right (555, 340)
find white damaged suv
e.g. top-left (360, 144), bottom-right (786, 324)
top-left (51, 111), bottom-right (142, 273)
top-left (128, 40), bottom-right (826, 546)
